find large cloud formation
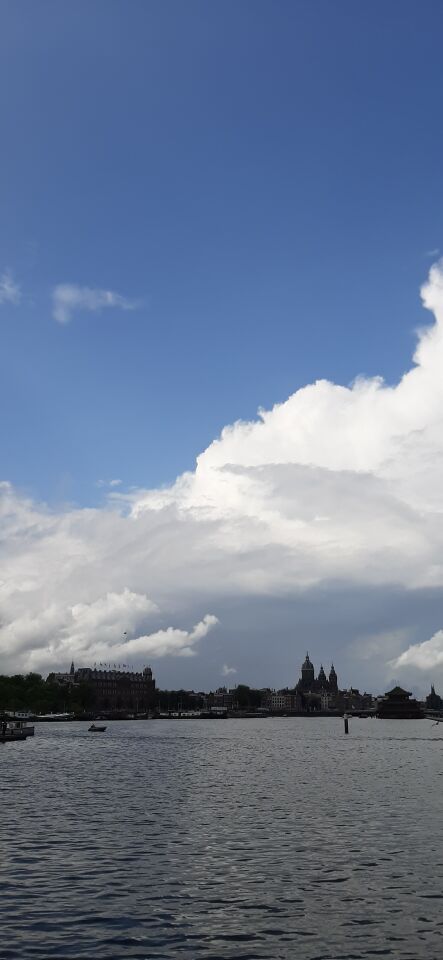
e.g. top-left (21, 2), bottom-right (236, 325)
top-left (3, 262), bottom-right (443, 685)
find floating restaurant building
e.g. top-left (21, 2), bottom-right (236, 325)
top-left (377, 686), bottom-right (423, 719)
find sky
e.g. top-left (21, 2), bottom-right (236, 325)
top-left (2, 0), bottom-right (443, 693)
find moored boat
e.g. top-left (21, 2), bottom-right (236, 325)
top-left (0, 719), bottom-right (28, 743)
top-left (37, 712), bottom-right (74, 721)
top-left (7, 719), bottom-right (35, 737)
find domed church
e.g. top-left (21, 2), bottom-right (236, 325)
top-left (298, 653), bottom-right (338, 694)
top-left (296, 653), bottom-right (339, 710)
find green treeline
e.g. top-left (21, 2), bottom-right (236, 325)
top-left (156, 684), bottom-right (263, 712)
top-left (0, 675), bottom-right (265, 714)
top-left (0, 673), bottom-right (95, 714)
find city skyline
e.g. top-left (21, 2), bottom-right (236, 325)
top-left (9, 652), bottom-right (442, 712)
top-left (39, 651), bottom-right (435, 702)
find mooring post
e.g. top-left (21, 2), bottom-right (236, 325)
top-left (344, 712), bottom-right (349, 735)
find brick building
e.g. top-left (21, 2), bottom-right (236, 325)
top-left (50, 663), bottom-right (156, 713)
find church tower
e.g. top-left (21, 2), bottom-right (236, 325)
top-left (329, 663), bottom-right (338, 692)
top-left (318, 664), bottom-right (327, 687)
top-left (301, 652), bottom-right (315, 689)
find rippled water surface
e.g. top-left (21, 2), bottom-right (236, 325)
top-left (1, 718), bottom-right (443, 959)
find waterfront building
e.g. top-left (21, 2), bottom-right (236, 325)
top-left (50, 663), bottom-right (156, 713)
top-left (377, 686), bottom-right (423, 719)
top-left (342, 688), bottom-right (374, 712)
top-left (210, 687), bottom-right (235, 710)
top-left (262, 690), bottom-right (301, 712)
top-left (426, 685), bottom-right (443, 711)
top-left (320, 690), bottom-right (331, 711)
top-left (339, 687), bottom-right (374, 714)
top-left (50, 661), bottom-right (77, 686)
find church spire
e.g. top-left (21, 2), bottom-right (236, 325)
top-left (318, 663), bottom-right (327, 685)
top-left (329, 662), bottom-right (338, 691)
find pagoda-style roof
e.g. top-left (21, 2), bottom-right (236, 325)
top-left (385, 686), bottom-right (412, 699)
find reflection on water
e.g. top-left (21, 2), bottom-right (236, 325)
top-left (1, 718), bottom-right (443, 959)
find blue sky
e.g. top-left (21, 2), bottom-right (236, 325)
top-left (2, 0), bottom-right (442, 504)
top-left (4, 1), bottom-right (443, 690)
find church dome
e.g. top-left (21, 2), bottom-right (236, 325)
top-left (301, 652), bottom-right (315, 680)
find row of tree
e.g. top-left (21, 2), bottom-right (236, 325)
top-left (0, 673), bottom-right (95, 714)
top-left (0, 674), bottom-right (265, 715)
top-left (156, 684), bottom-right (263, 711)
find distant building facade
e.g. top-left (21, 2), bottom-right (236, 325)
top-left (426, 685), bottom-right (443, 711)
top-left (262, 690), bottom-right (301, 712)
top-left (49, 663), bottom-right (156, 713)
top-left (50, 661), bottom-right (76, 686)
top-left (210, 687), bottom-right (235, 710)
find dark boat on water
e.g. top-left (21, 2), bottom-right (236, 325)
top-left (88, 724), bottom-right (107, 732)
top-left (7, 719), bottom-right (35, 737)
top-left (0, 729), bottom-right (27, 742)
top-left (0, 717), bottom-right (28, 742)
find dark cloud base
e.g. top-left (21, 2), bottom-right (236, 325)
top-left (154, 583), bottom-right (443, 695)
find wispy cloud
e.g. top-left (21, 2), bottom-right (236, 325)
top-left (52, 284), bottom-right (138, 325)
top-left (0, 269), bottom-right (21, 305)
top-left (96, 478), bottom-right (122, 489)
top-left (222, 663), bottom-right (237, 676)
top-left (424, 248), bottom-right (440, 259)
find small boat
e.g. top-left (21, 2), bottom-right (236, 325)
top-left (88, 723), bottom-right (107, 732)
top-left (7, 719), bottom-right (34, 737)
top-left (0, 727), bottom-right (27, 743)
top-left (0, 717), bottom-right (30, 742)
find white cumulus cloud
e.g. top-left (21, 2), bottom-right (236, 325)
top-left (0, 567), bottom-right (217, 673)
top-left (52, 283), bottom-right (138, 324)
top-left (390, 631), bottom-right (443, 673)
top-left (4, 262), bottom-right (443, 684)
top-left (123, 615), bottom-right (219, 661)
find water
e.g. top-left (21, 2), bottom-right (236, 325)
top-left (1, 718), bottom-right (443, 959)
